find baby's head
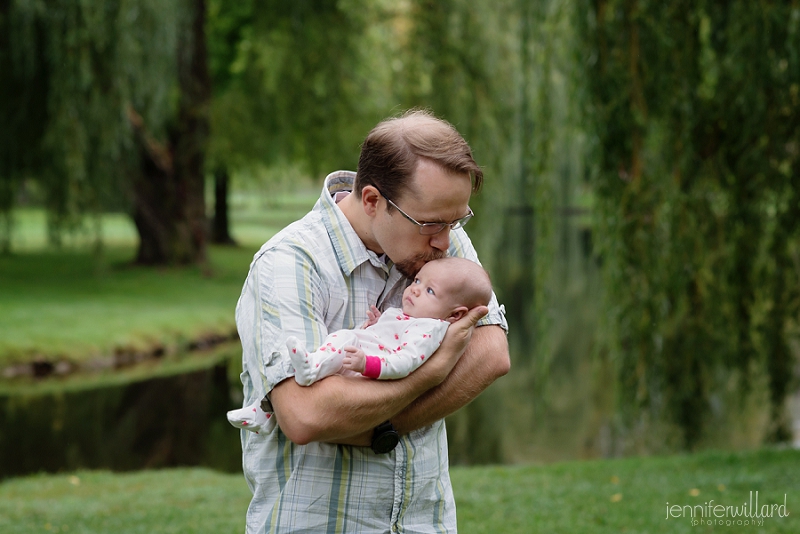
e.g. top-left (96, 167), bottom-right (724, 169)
top-left (401, 257), bottom-right (493, 323)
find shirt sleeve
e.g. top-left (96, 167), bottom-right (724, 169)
top-left (448, 228), bottom-right (509, 332)
top-left (236, 242), bottom-right (329, 402)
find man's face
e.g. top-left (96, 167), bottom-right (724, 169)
top-left (373, 159), bottom-right (472, 278)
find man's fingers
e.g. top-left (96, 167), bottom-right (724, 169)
top-left (461, 305), bottom-right (489, 328)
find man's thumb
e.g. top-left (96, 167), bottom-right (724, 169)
top-left (464, 305), bottom-right (489, 327)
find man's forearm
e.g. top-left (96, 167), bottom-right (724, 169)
top-left (391, 325), bottom-right (510, 435)
top-left (271, 306), bottom-right (492, 446)
top-left (271, 369), bottom-right (433, 446)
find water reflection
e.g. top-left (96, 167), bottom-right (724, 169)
top-left (0, 345), bottom-right (243, 479)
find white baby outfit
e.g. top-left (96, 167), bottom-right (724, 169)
top-left (289, 307), bottom-right (449, 384)
top-left (227, 307), bottom-right (448, 432)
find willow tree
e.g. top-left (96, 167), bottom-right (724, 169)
top-left (204, 0), bottom-right (255, 245)
top-left (129, 0), bottom-right (211, 264)
top-left (0, 0), bottom-right (48, 253)
top-left (217, 0), bottom-right (388, 177)
top-left (581, 0), bottom-right (800, 449)
top-left (0, 0), bottom-right (210, 265)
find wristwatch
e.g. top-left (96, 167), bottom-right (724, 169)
top-left (371, 421), bottom-right (399, 454)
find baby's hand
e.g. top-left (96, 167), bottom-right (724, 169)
top-left (361, 305), bottom-right (382, 328)
top-left (342, 346), bottom-right (367, 373)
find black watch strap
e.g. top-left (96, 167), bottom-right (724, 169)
top-left (371, 420), bottom-right (399, 454)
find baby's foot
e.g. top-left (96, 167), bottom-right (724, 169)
top-left (286, 335), bottom-right (316, 386)
top-left (227, 399), bottom-right (271, 433)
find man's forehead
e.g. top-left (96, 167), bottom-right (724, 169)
top-left (402, 164), bottom-right (471, 206)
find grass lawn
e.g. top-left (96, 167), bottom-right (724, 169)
top-left (0, 245), bottom-right (253, 364)
top-left (0, 448), bottom-right (797, 533)
top-left (0, 189), bottom-right (318, 366)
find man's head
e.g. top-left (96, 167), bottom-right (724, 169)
top-left (401, 257), bottom-right (493, 323)
top-left (355, 110), bottom-right (483, 201)
top-left (354, 111), bottom-right (483, 277)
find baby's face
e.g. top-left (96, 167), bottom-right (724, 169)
top-left (401, 261), bottom-right (458, 320)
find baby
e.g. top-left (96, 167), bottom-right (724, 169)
top-left (227, 256), bottom-right (492, 433)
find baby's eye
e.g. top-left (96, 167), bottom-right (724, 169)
top-left (426, 287), bottom-right (435, 295)
top-left (414, 278), bottom-right (421, 284)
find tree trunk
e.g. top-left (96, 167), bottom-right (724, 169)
top-left (210, 165), bottom-right (236, 245)
top-left (130, 0), bottom-right (210, 265)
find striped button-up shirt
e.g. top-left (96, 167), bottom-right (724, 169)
top-left (236, 171), bottom-right (508, 534)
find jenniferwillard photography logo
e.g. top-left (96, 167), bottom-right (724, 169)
top-left (665, 491), bottom-right (790, 527)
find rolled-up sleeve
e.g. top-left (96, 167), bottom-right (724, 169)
top-left (236, 242), bottom-right (329, 403)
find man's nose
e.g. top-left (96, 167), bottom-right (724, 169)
top-left (429, 229), bottom-right (450, 251)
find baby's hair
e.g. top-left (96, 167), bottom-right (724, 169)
top-left (434, 257), bottom-right (493, 309)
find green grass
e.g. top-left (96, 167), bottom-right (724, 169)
top-left (0, 245), bottom-right (254, 364)
top-left (0, 469), bottom-right (250, 534)
top-left (0, 190), bottom-right (318, 366)
top-left (0, 448), bottom-right (797, 533)
top-left (454, 448), bottom-right (799, 533)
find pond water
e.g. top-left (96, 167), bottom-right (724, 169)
top-left (2, 332), bottom-right (799, 479)
top-left (0, 332), bottom-right (610, 477)
top-left (0, 344), bottom-right (243, 479)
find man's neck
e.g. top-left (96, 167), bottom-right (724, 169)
top-left (337, 191), bottom-right (382, 254)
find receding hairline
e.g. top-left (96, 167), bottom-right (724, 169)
top-left (355, 109), bottom-right (483, 197)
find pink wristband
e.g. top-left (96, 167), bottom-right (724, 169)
top-left (363, 356), bottom-right (382, 379)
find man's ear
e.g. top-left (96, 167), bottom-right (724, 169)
top-left (446, 306), bottom-right (469, 324)
top-left (361, 186), bottom-right (381, 217)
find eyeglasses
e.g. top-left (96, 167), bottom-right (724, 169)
top-left (381, 194), bottom-right (474, 235)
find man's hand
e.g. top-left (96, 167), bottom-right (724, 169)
top-left (391, 319), bottom-right (509, 435)
top-left (342, 346), bottom-right (367, 373)
top-left (416, 305), bottom-right (489, 386)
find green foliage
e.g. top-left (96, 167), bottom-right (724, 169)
top-left (0, 0), bottom-right (181, 248)
top-left (206, 0), bottom-right (253, 95)
top-left (581, 0), bottom-right (800, 449)
top-left (207, 0), bottom-right (394, 176)
top-left (409, 0), bottom-right (606, 463)
top-left (3, 0), bottom-right (797, 458)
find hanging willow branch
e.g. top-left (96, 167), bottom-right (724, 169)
top-left (0, 0), bottom-right (215, 264)
top-left (582, 0), bottom-right (800, 449)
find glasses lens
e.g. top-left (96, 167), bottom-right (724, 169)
top-left (419, 223), bottom-right (448, 235)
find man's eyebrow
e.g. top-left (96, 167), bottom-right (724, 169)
top-left (422, 210), bottom-right (468, 225)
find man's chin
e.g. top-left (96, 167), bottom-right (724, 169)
top-left (395, 251), bottom-right (446, 278)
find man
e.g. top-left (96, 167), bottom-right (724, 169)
top-left (236, 110), bottom-right (510, 533)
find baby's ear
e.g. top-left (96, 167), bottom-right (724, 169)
top-left (446, 306), bottom-right (469, 324)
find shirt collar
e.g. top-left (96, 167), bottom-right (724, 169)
top-left (318, 171), bottom-right (389, 276)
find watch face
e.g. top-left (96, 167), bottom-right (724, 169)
top-left (372, 431), bottom-right (399, 454)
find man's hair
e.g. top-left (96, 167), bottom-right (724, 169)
top-left (354, 110), bottom-right (483, 202)
top-left (437, 257), bottom-right (493, 309)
